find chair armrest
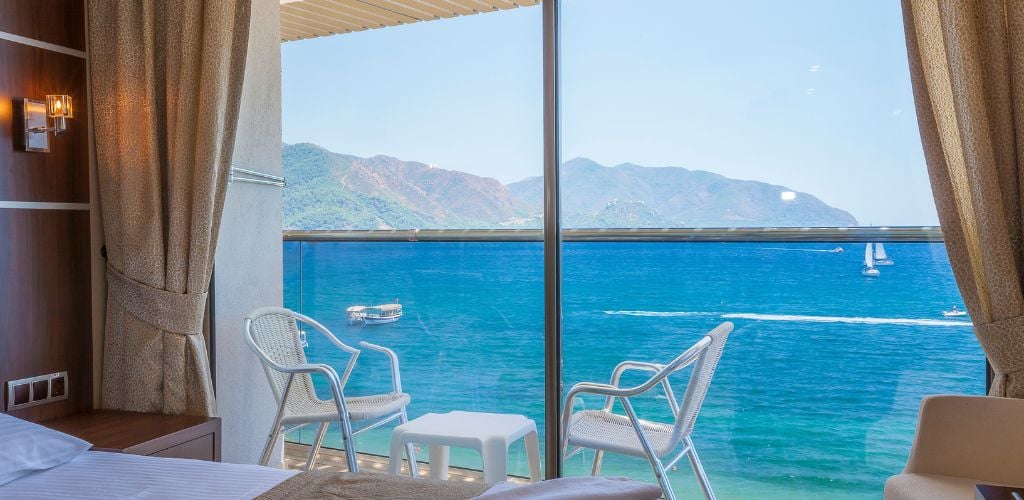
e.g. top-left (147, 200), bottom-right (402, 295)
top-left (608, 361), bottom-right (664, 384)
top-left (264, 361), bottom-right (347, 403)
top-left (561, 381), bottom-right (660, 450)
top-left (358, 341), bottom-right (403, 393)
top-left (904, 395), bottom-right (1024, 485)
top-left (278, 362), bottom-right (337, 375)
top-left (290, 312), bottom-right (361, 388)
top-left (605, 361), bottom-right (668, 411)
top-left (568, 382), bottom-right (629, 398)
top-left (275, 363), bottom-right (346, 393)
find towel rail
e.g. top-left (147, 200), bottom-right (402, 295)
top-left (230, 166), bottom-right (285, 187)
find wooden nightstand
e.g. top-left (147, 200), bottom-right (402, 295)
top-left (43, 410), bottom-right (221, 461)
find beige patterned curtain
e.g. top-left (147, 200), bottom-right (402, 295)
top-left (88, 0), bottom-right (251, 415)
top-left (903, 1), bottom-right (1024, 397)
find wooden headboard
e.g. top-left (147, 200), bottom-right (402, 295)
top-left (0, 0), bottom-right (92, 422)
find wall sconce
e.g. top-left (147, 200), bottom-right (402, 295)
top-left (18, 95), bottom-right (73, 153)
top-left (44, 95), bottom-right (73, 135)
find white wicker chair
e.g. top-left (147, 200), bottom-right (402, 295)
top-left (561, 322), bottom-right (733, 500)
top-left (244, 307), bottom-right (418, 475)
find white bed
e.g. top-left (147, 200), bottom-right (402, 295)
top-left (0, 451), bottom-right (296, 499)
top-left (0, 413), bottom-right (660, 500)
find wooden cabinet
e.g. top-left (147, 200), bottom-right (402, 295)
top-left (43, 410), bottom-right (221, 462)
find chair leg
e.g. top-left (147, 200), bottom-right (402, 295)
top-left (685, 438), bottom-right (715, 500)
top-left (259, 423), bottom-right (282, 467)
top-left (650, 457), bottom-right (675, 500)
top-left (403, 443), bottom-right (419, 478)
top-left (304, 422), bottom-right (329, 471)
top-left (591, 450), bottom-right (604, 476)
top-left (621, 399), bottom-right (675, 500)
top-left (339, 417), bottom-right (359, 473)
top-left (259, 404), bottom-right (287, 466)
top-left (400, 410), bottom-right (419, 478)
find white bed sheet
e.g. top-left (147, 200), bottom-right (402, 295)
top-left (0, 450), bottom-right (297, 499)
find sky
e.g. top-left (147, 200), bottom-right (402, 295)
top-left (282, 1), bottom-right (938, 226)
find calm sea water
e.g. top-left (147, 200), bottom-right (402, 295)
top-left (282, 241), bottom-right (982, 499)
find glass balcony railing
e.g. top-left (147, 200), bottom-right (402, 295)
top-left (281, 232), bottom-right (982, 499)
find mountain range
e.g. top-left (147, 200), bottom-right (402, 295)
top-left (283, 143), bottom-right (858, 230)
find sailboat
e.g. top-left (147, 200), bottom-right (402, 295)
top-left (862, 243), bottom-right (880, 277)
top-left (873, 243), bottom-right (894, 265)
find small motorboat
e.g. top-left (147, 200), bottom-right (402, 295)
top-left (942, 306), bottom-right (967, 317)
top-left (862, 243), bottom-right (880, 277)
top-left (347, 303), bottom-right (403, 325)
top-left (831, 247), bottom-right (844, 253)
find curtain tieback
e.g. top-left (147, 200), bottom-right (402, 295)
top-left (975, 315), bottom-right (1024, 375)
top-left (106, 263), bottom-right (208, 335)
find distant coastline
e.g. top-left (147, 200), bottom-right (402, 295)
top-left (282, 142), bottom-right (859, 231)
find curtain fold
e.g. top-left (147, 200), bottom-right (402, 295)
top-left (903, 0), bottom-right (1024, 397)
top-left (88, 0), bottom-right (252, 415)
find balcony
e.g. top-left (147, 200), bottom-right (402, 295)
top-left (279, 230), bottom-right (982, 499)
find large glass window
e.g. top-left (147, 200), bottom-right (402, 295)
top-left (559, 1), bottom-right (980, 498)
top-left (278, 1), bottom-right (982, 496)
top-left (281, 7), bottom-right (545, 477)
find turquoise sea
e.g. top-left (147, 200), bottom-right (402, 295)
top-left (283, 241), bottom-right (982, 499)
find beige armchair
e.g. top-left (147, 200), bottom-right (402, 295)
top-left (884, 395), bottom-right (1024, 499)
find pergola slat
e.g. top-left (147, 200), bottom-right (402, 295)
top-left (287, 1), bottom-right (388, 31)
top-left (305, 0), bottom-right (406, 27)
top-left (281, 0), bottom-right (540, 42)
top-left (359, 0), bottom-right (443, 20)
top-left (281, 11), bottom-right (361, 37)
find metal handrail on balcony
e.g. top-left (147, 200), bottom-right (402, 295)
top-left (283, 226), bottom-right (944, 243)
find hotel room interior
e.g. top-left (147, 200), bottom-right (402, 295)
top-left (1, 0), bottom-right (1023, 498)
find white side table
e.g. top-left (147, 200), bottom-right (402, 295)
top-left (388, 411), bottom-right (542, 484)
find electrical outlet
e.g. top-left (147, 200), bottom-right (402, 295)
top-left (5, 372), bottom-right (67, 411)
top-left (50, 375), bottom-right (66, 398)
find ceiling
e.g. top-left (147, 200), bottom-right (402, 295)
top-left (280, 0), bottom-right (541, 42)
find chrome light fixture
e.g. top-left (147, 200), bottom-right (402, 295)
top-left (19, 95), bottom-right (73, 152)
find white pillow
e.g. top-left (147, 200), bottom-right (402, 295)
top-left (0, 412), bottom-right (91, 486)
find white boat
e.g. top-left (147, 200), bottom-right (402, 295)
top-left (873, 243), bottom-right (894, 265)
top-left (347, 303), bottom-right (403, 325)
top-left (831, 247), bottom-right (844, 253)
top-left (942, 306), bottom-right (967, 317)
top-left (862, 243), bottom-right (880, 277)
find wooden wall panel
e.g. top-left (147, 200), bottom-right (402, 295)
top-left (0, 39), bottom-right (88, 203)
top-left (0, 209), bottom-right (92, 421)
top-left (1, 0), bottom-right (91, 421)
top-left (0, 0), bottom-right (86, 52)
